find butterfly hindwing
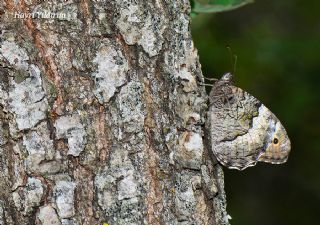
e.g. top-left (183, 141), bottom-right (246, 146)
top-left (206, 73), bottom-right (291, 170)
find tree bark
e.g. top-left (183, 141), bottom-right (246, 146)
top-left (0, 0), bottom-right (228, 224)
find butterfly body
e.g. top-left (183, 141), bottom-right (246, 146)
top-left (206, 73), bottom-right (291, 170)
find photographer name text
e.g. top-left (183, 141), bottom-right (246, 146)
top-left (14, 11), bottom-right (76, 20)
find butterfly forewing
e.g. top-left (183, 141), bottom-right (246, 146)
top-left (206, 73), bottom-right (291, 170)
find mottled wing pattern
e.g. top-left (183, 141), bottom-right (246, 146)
top-left (207, 73), bottom-right (291, 170)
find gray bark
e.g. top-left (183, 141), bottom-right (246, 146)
top-left (0, 0), bottom-right (228, 224)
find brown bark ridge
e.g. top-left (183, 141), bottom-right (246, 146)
top-left (0, 0), bottom-right (229, 224)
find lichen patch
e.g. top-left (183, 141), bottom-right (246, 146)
top-left (54, 180), bottom-right (76, 219)
top-left (176, 131), bottom-right (203, 169)
top-left (54, 114), bottom-right (86, 157)
top-left (38, 204), bottom-right (61, 225)
top-left (8, 64), bottom-right (48, 131)
top-left (115, 1), bottom-right (166, 57)
top-left (12, 177), bottom-right (45, 215)
top-left (92, 44), bottom-right (128, 104)
top-left (23, 122), bottom-right (61, 174)
top-left (0, 40), bottom-right (29, 70)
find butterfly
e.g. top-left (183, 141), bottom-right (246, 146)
top-left (206, 73), bottom-right (291, 170)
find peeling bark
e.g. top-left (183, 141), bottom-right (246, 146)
top-left (0, 0), bottom-right (229, 224)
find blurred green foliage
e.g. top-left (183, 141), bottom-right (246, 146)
top-left (191, 0), bottom-right (253, 14)
top-left (191, 0), bottom-right (320, 224)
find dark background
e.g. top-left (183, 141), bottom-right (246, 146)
top-left (191, 1), bottom-right (320, 224)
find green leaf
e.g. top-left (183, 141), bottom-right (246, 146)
top-left (192, 0), bottom-right (254, 13)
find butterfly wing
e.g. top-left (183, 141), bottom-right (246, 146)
top-left (207, 75), bottom-right (290, 170)
top-left (258, 119), bottom-right (291, 164)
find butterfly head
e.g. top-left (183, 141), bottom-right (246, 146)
top-left (221, 73), bottom-right (233, 82)
top-left (259, 121), bottom-right (291, 164)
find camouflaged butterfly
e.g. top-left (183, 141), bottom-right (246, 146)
top-left (206, 73), bottom-right (291, 170)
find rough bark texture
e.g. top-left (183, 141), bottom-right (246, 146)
top-left (0, 0), bottom-right (228, 224)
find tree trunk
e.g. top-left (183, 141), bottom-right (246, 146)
top-left (0, 0), bottom-right (228, 224)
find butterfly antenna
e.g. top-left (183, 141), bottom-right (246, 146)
top-left (226, 46), bottom-right (237, 75)
top-left (233, 54), bottom-right (237, 75)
